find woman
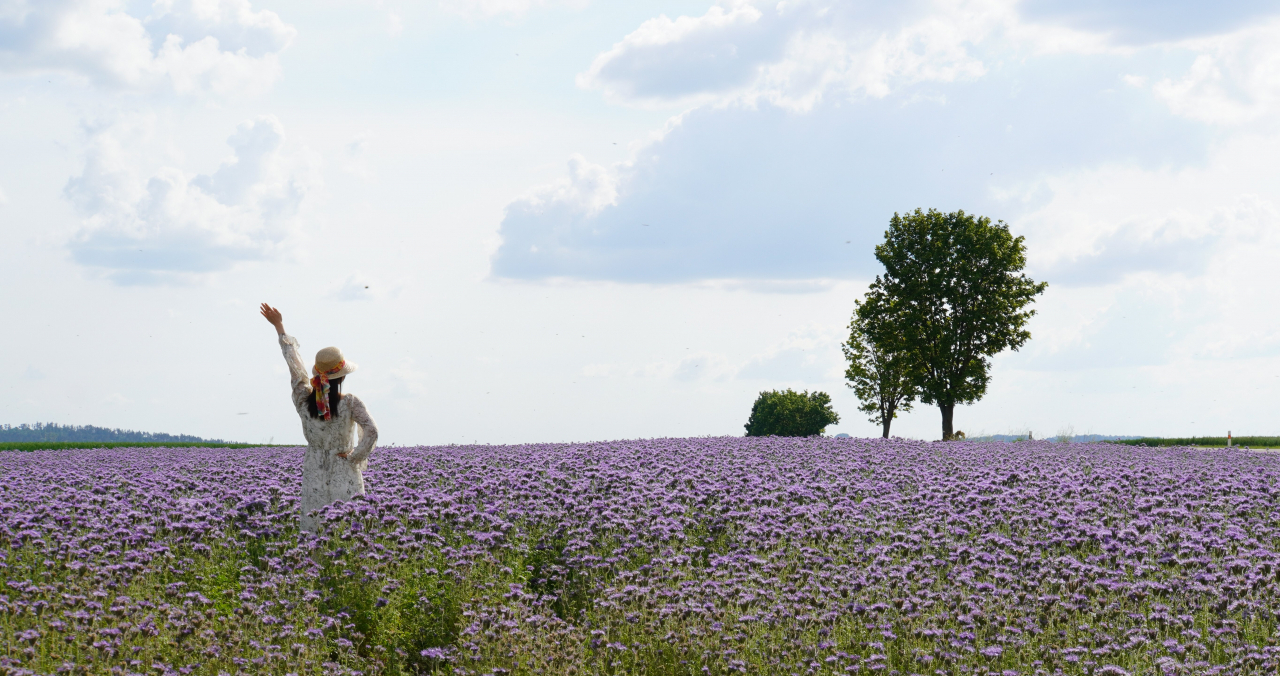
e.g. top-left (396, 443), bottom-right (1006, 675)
top-left (260, 303), bottom-right (378, 533)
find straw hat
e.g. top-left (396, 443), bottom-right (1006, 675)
top-left (313, 346), bottom-right (358, 379)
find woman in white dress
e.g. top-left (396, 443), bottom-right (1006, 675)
top-left (260, 303), bottom-right (379, 533)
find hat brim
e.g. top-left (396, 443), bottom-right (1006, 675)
top-left (314, 362), bottom-right (358, 379)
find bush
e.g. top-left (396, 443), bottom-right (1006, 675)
top-left (744, 389), bottom-right (840, 437)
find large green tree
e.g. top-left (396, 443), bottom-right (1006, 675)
top-left (857, 209), bottom-right (1047, 440)
top-left (843, 305), bottom-right (918, 438)
top-left (744, 389), bottom-right (840, 437)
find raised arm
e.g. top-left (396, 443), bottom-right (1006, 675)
top-left (262, 303), bottom-right (311, 404)
top-left (260, 303), bottom-right (286, 336)
top-left (343, 395), bottom-right (379, 463)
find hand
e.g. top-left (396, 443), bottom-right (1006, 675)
top-left (259, 303), bottom-right (285, 335)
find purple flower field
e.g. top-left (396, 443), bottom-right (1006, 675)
top-left (2, 438), bottom-right (1279, 675)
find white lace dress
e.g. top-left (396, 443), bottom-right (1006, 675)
top-left (278, 334), bottom-right (378, 533)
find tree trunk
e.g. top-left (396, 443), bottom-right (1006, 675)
top-left (940, 403), bottom-right (954, 440)
top-left (881, 418), bottom-right (892, 438)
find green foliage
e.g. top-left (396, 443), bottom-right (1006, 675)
top-left (519, 527), bottom-right (602, 622)
top-left (842, 305), bottom-right (917, 437)
top-left (0, 422), bottom-right (231, 444)
top-left (1114, 436), bottom-right (1280, 448)
top-left (857, 208), bottom-right (1047, 438)
top-left (744, 389), bottom-right (840, 437)
top-left (0, 441), bottom-right (274, 451)
top-left (306, 514), bottom-right (655, 674)
top-left (316, 543), bottom-right (467, 673)
top-left (1, 536), bottom-right (332, 673)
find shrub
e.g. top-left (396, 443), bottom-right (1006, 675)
top-left (744, 389), bottom-right (839, 437)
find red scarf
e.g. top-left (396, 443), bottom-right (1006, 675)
top-left (311, 361), bottom-right (345, 421)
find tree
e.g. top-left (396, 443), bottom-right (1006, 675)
top-left (843, 306), bottom-right (918, 438)
top-left (857, 209), bottom-right (1047, 440)
top-left (744, 389), bottom-right (840, 437)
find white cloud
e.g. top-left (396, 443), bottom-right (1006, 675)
top-left (1018, 132), bottom-right (1280, 286)
top-left (438, 0), bottom-right (588, 18)
top-left (670, 351), bottom-right (740, 382)
top-left (992, 131), bottom-right (1280, 372)
top-left (582, 351), bottom-right (740, 382)
top-left (1031, 195), bottom-right (1277, 285)
top-left (329, 272), bottom-right (402, 302)
top-left (737, 326), bottom-right (844, 382)
top-left (1017, 0), bottom-right (1280, 46)
top-left (332, 275), bottom-right (374, 301)
top-left (495, 0), bottom-right (1280, 288)
top-left (104, 392), bottom-right (133, 405)
top-left (583, 325), bottom-right (843, 384)
top-left (385, 358), bottom-right (430, 399)
top-left (1151, 21), bottom-right (1280, 125)
top-left (342, 130), bottom-right (375, 180)
top-left (0, 0), bottom-right (294, 96)
top-left (493, 53), bottom-right (1210, 283)
top-left (577, 0), bottom-right (995, 110)
top-left (519, 153), bottom-right (618, 215)
top-left (501, 0), bottom-right (1265, 285)
top-left (65, 114), bottom-right (319, 284)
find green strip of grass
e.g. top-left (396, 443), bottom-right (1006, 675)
top-left (1113, 436), bottom-right (1280, 448)
top-left (0, 441), bottom-right (287, 451)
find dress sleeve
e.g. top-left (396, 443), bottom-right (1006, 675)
top-left (279, 334), bottom-right (313, 410)
top-left (346, 394), bottom-right (379, 463)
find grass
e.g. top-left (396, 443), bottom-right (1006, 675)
top-left (1112, 436), bottom-right (1280, 448)
top-left (0, 441), bottom-right (283, 451)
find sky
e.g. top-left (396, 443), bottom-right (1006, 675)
top-left (2, 0), bottom-right (1279, 445)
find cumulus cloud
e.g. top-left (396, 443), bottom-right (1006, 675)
top-left (522, 153), bottom-right (618, 216)
top-left (1018, 0), bottom-right (1280, 45)
top-left (1007, 237), bottom-right (1280, 377)
top-left (583, 326), bottom-right (843, 384)
top-left (1034, 197), bottom-right (1278, 285)
top-left (1019, 130), bottom-right (1280, 287)
top-left (438, 0), bottom-right (588, 18)
top-left (0, 0), bottom-right (295, 95)
top-left (581, 352), bottom-right (739, 382)
top-left (1149, 21), bottom-right (1280, 125)
top-left (65, 115), bottom-right (318, 284)
top-left (494, 53), bottom-right (1207, 283)
top-left (495, 0), bottom-right (1280, 286)
top-left (737, 329), bottom-right (842, 382)
top-left (578, 0), bottom-right (993, 110)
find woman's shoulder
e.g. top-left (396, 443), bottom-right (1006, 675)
top-left (341, 393), bottom-right (374, 425)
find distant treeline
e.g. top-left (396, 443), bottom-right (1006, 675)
top-left (0, 423), bottom-right (231, 444)
top-left (981, 434), bottom-right (1141, 442)
top-left (1114, 436), bottom-right (1280, 448)
top-left (0, 441), bottom-right (274, 451)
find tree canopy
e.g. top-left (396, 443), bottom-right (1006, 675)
top-left (0, 422), bottom-right (229, 444)
top-left (857, 209), bottom-right (1046, 439)
top-left (744, 389), bottom-right (840, 437)
top-left (843, 305), bottom-right (918, 438)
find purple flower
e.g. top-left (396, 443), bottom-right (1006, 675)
top-left (2, 438), bottom-right (1279, 673)
top-left (420, 647), bottom-right (453, 661)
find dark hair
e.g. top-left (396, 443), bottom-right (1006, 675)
top-left (307, 376), bottom-right (344, 419)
